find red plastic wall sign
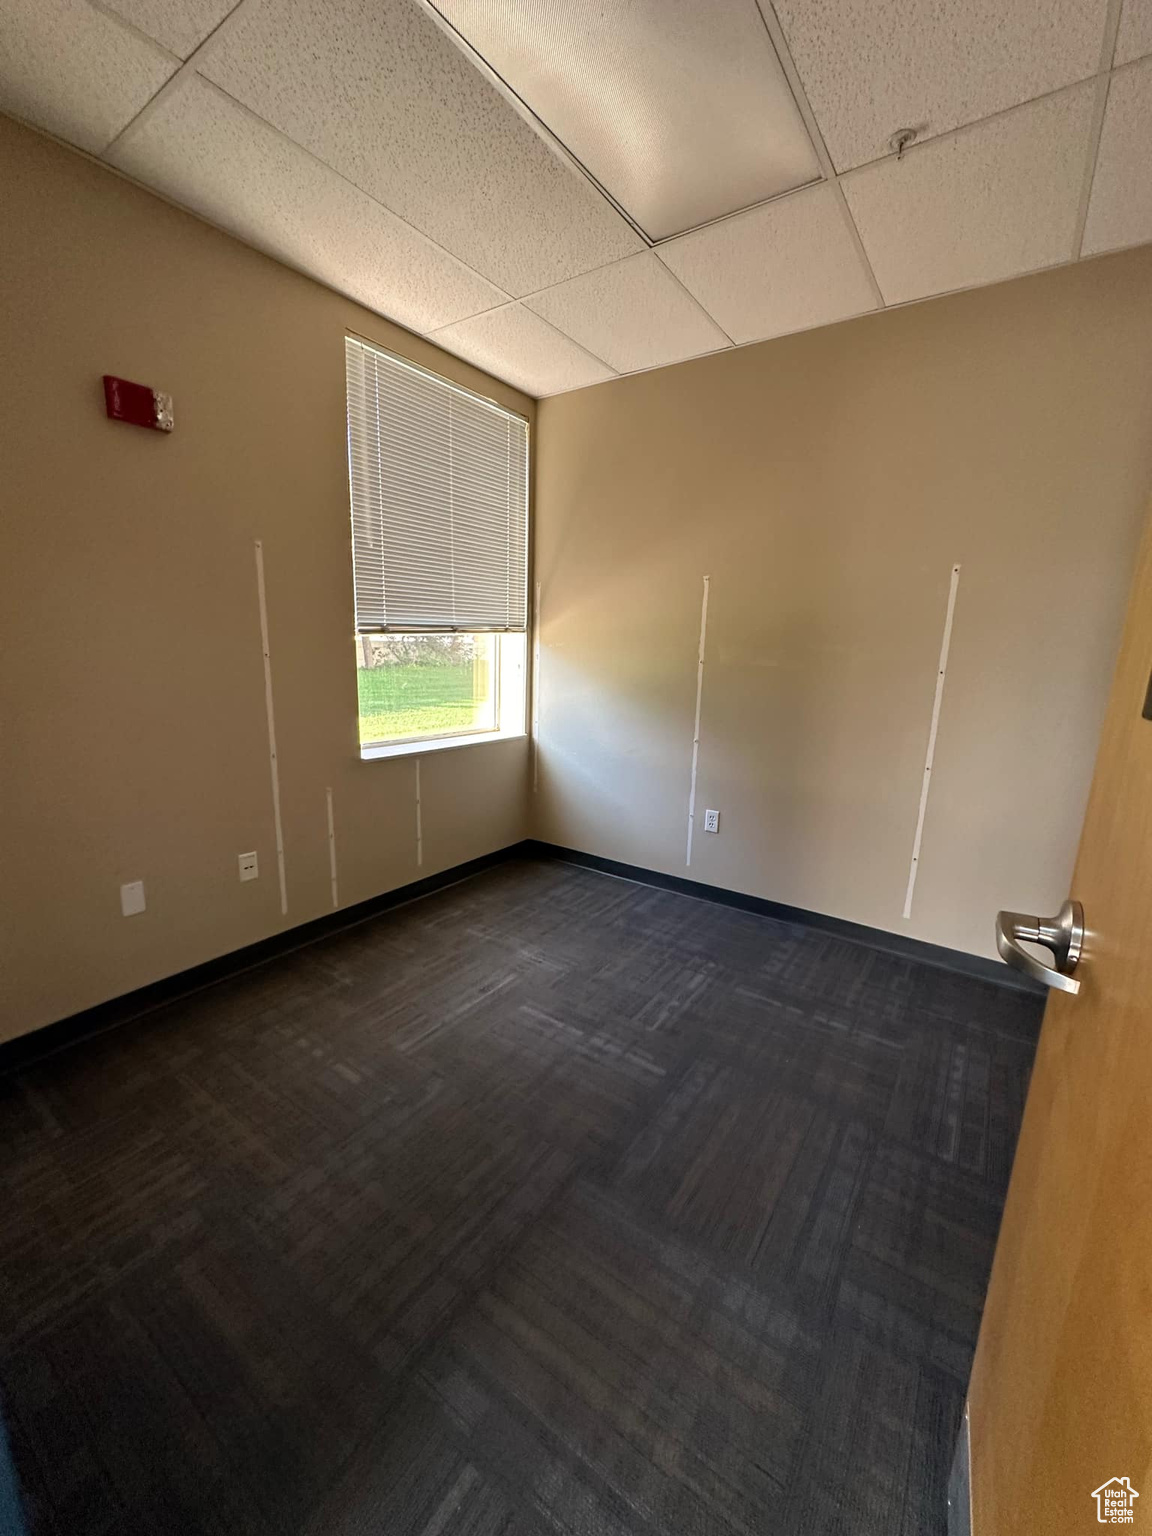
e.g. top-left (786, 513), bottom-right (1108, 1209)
top-left (102, 375), bottom-right (174, 433)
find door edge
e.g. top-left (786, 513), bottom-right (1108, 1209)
top-left (948, 1401), bottom-right (973, 1536)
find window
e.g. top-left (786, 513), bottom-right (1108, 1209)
top-left (345, 336), bottom-right (529, 755)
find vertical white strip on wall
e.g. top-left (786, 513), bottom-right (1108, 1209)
top-left (325, 786), bottom-right (339, 909)
top-left (903, 563), bottom-right (962, 919)
top-left (415, 757), bottom-right (424, 868)
top-left (254, 540), bottom-right (288, 916)
top-left (685, 574), bottom-right (711, 868)
top-left (531, 580), bottom-right (542, 794)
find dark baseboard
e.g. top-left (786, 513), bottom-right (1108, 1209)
top-left (0, 843), bottom-right (530, 1075)
top-left (524, 840), bottom-right (1044, 997)
top-left (2, 835), bottom-right (1041, 1075)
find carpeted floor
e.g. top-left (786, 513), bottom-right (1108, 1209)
top-left (0, 857), bottom-right (1043, 1535)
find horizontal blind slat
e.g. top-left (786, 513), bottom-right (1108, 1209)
top-left (345, 337), bottom-right (528, 633)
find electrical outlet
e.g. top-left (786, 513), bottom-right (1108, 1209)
top-left (703, 809), bottom-right (720, 833)
top-left (238, 851), bottom-right (259, 882)
top-left (120, 880), bottom-right (146, 916)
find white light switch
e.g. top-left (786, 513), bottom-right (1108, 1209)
top-left (238, 851), bottom-right (258, 882)
top-left (120, 880), bottom-right (146, 916)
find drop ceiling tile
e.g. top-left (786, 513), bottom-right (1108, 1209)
top-left (108, 76), bottom-right (507, 333)
top-left (431, 305), bottom-right (615, 397)
top-left (1083, 58), bottom-right (1152, 256)
top-left (1116, 0), bottom-right (1152, 64)
top-left (104, 0), bottom-right (236, 59)
top-left (841, 84), bottom-right (1096, 306)
top-left (655, 184), bottom-right (878, 346)
top-left (525, 254), bottom-right (730, 374)
top-left (430, 0), bottom-right (821, 239)
top-left (0, 0), bottom-right (176, 153)
top-left (199, 0), bottom-right (644, 296)
top-left (774, 0), bottom-right (1105, 172)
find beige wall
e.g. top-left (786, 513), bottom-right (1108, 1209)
top-left (6, 112), bottom-right (1152, 1045)
top-left (532, 249), bottom-right (1152, 960)
top-left (0, 116), bottom-right (532, 1043)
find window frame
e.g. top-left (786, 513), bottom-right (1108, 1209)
top-left (356, 630), bottom-right (503, 755)
top-left (357, 633), bottom-right (528, 760)
top-left (344, 333), bottom-right (531, 760)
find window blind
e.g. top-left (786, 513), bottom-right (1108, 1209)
top-left (345, 336), bottom-right (529, 633)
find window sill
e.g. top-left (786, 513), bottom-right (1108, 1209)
top-left (360, 729), bottom-right (527, 762)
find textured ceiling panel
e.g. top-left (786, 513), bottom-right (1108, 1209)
top-left (842, 84), bottom-right (1096, 305)
top-left (1083, 59), bottom-right (1152, 255)
top-left (1115, 0), bottom-right (1152, 63)
top-left (431, 305), bottom-right (615, 396)
top-left (773, 0), bottom-right (1106, 171)
top-left (525, 254), bottom-right (731, 373)
top-left (3, 0), bottom-right (1145, 401)
top-left (0, 0), bottom-right (176, 153)
top-left (656, 184), bottom-right (878, 345)
top-left (200, 0), bottom-right (644, 296)
top-left (104, 0), bottom-right (237, 60)
top-left (430, 0), bottom-right (820, 239)
top-left (108, 76), bottom-right (507, 333)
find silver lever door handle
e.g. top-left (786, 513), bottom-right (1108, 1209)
top-left (994, 900), bottom-right (1084, 994)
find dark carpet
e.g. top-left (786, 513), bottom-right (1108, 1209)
top-left (0, 857), bottom-right (1042, 1535)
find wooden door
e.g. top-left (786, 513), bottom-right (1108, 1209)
top-left (968, 505), bottom-right (1152, 1532)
